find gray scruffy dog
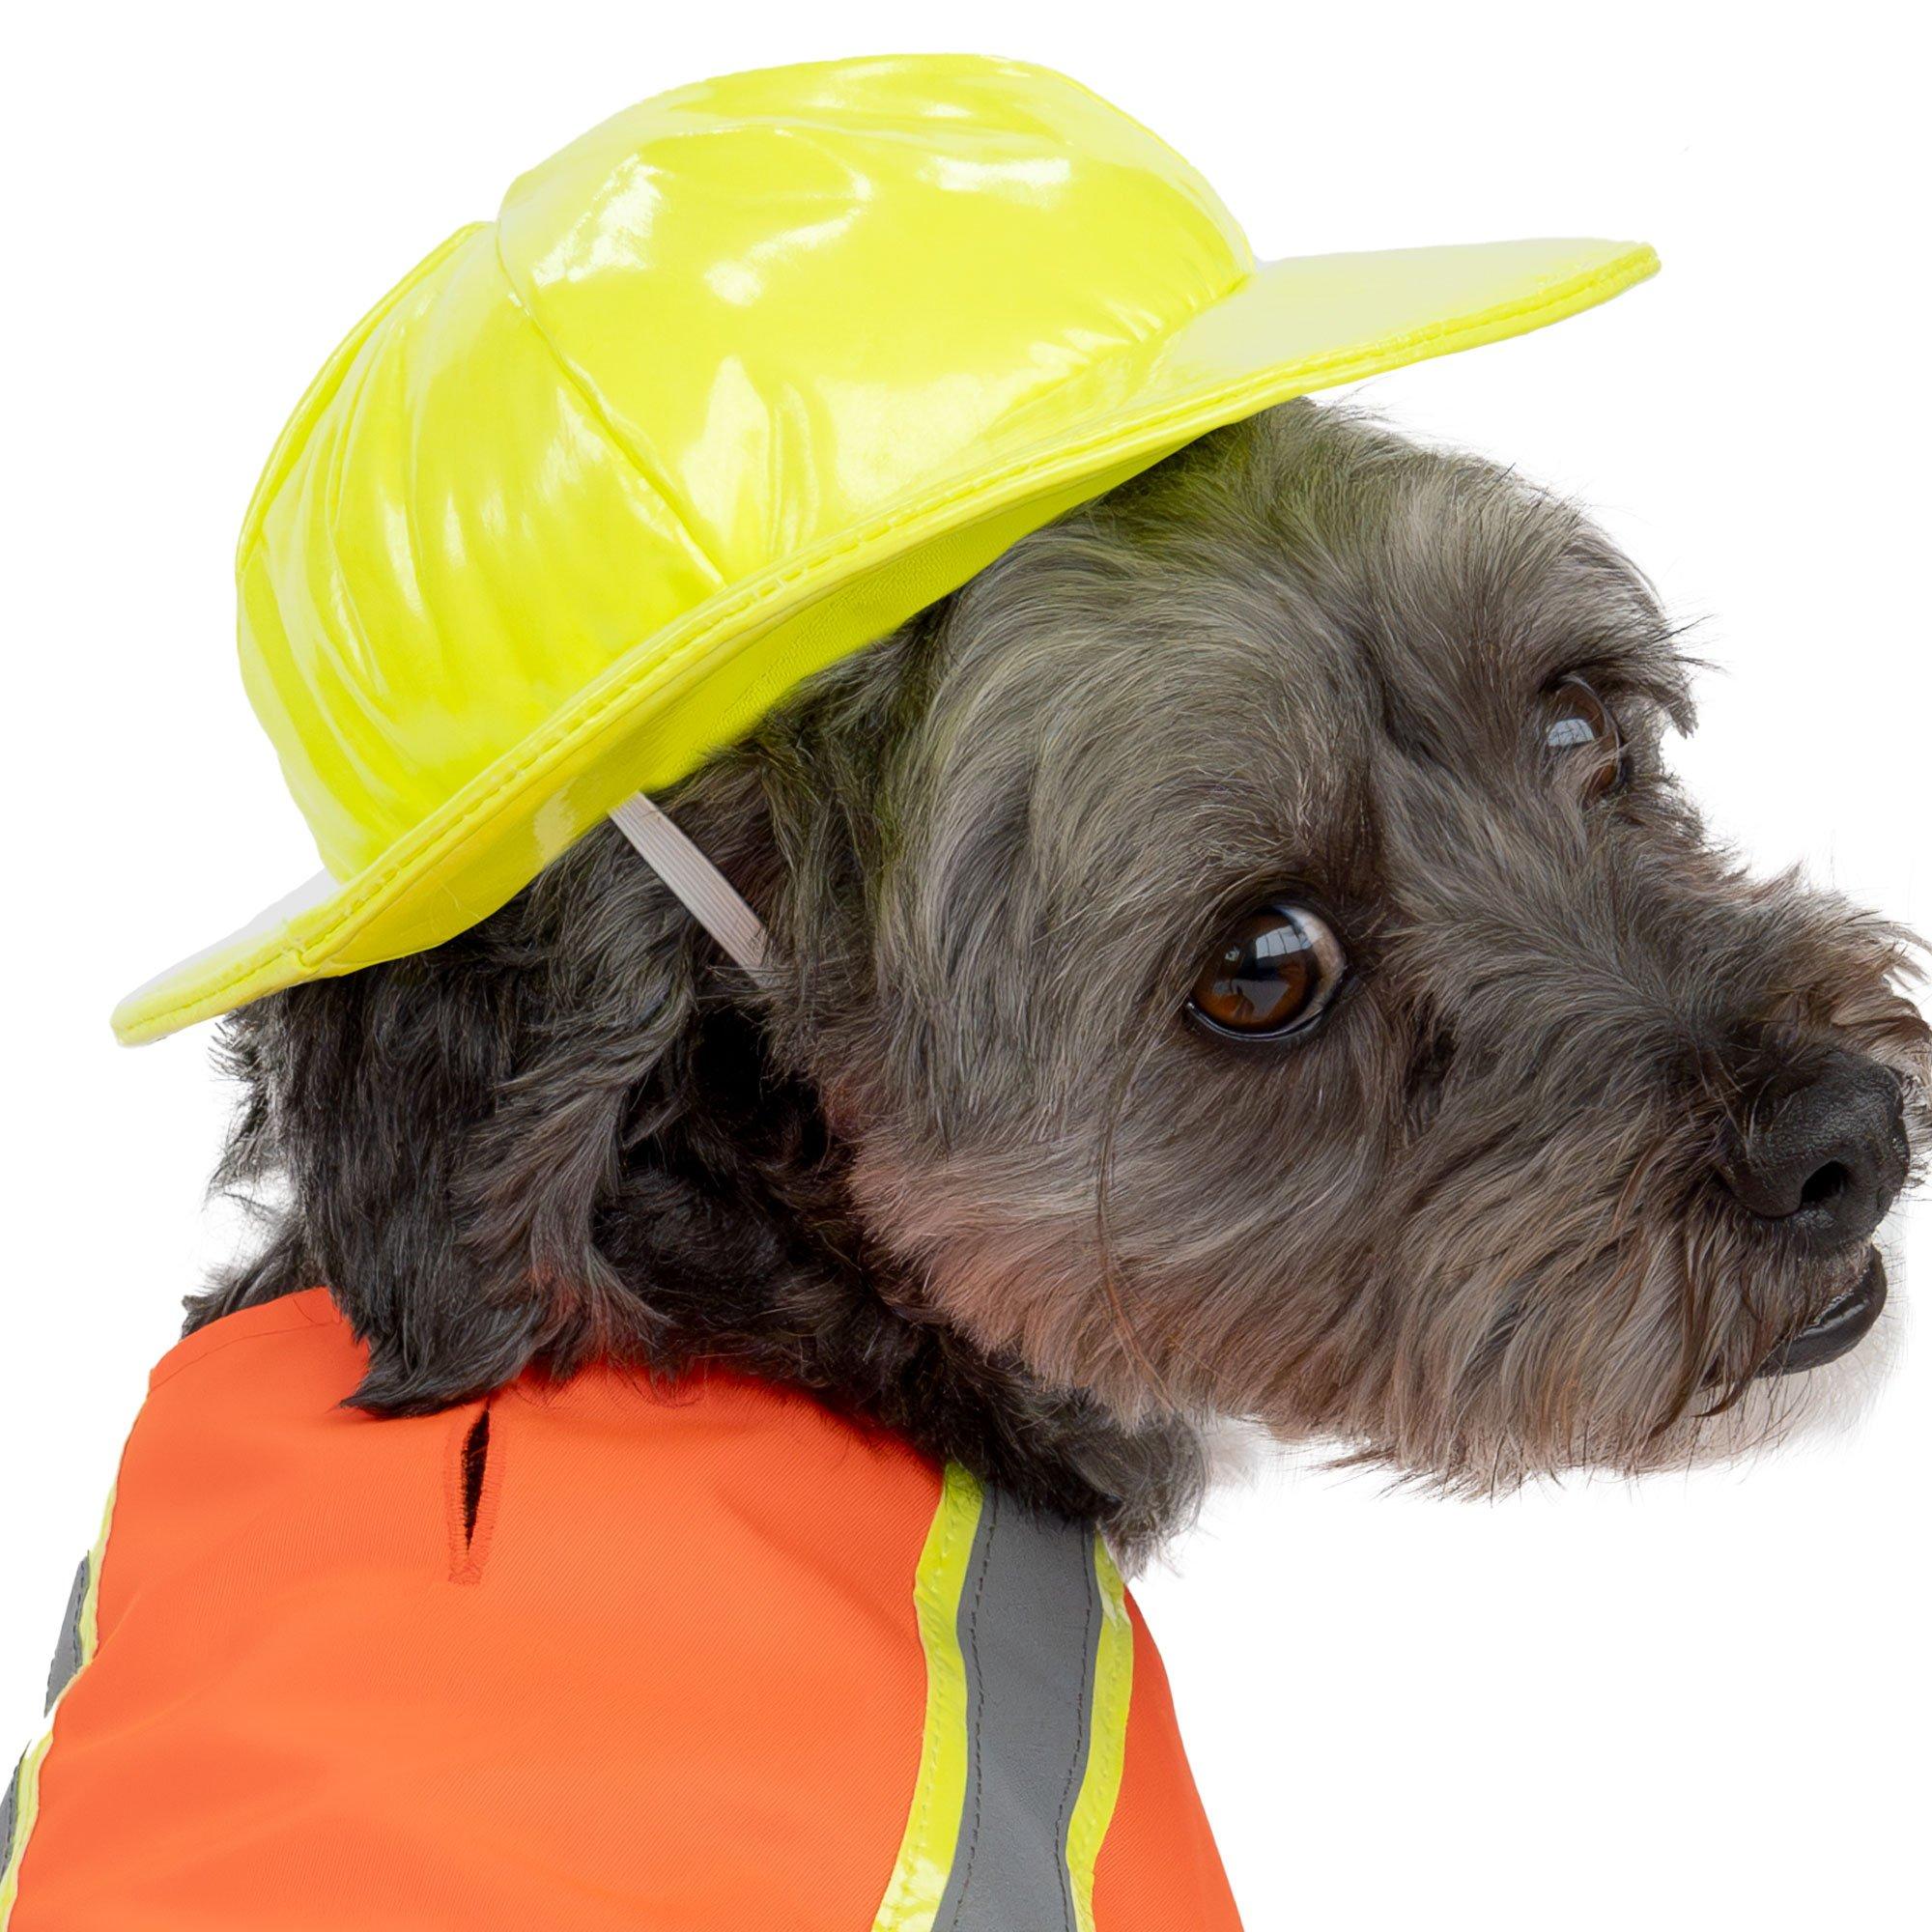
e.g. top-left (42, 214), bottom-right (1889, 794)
top-left (198, 400), bottom-right (1926, 1549)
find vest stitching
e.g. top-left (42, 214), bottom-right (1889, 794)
top-left (1048, 1538), bottom-right (1099, 1932)
top-left (947, 1489), bottom-right (1000, 1916)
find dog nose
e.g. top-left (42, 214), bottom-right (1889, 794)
top-left (1721, 1052), bottom-right (1907, 1247)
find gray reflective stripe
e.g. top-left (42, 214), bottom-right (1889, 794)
top-left (0, 1756), bottom-right (18, 1878)
top-left (43, 1558), bottom-right (89, 1717)
top-left (931, 1487), bottom-right (1103, 1932)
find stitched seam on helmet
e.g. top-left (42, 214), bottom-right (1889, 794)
top-left (490, 225), bottom-right (731, 586)
top-left (236, 223), bottom-right (485, 577)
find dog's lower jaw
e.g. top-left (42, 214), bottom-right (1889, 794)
top-left (1689, 1300), bottom-right (1900, 1470)
top-left (1752, 1249), bottom-right (1889, 1377)
top-left (1312, 1277), bottom-right (1902, 1495)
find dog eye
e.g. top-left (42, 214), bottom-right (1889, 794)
top-left (1541, 675), bottom-right (1627, 798)
top-left (1188, 903), bottom-right (1348, 1039)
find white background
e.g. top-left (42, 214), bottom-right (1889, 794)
top-left (4, 5), bottom-right (1926, 1927)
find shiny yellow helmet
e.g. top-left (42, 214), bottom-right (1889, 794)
top-left (114, 52), bottom-right (1656, 1044)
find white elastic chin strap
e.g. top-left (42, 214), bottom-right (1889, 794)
top-left (610, 793), bottom-right (770, 977)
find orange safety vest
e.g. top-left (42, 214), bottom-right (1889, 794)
top-left (3, 1292), bottom-right (1242, 1929)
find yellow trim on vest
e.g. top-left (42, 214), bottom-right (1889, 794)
top-left (1066, 1536), bottom-right (1134, 1932)
top-left (873, 1464), bottom-right (985, 1932)
top-left (1, 1487), bottom-right (115, 1929)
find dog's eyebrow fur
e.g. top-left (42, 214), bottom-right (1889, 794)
top-left (190, 400), bottom-right (1925, 1549)
top-left (1060, 405), bottom-right (1691, 779)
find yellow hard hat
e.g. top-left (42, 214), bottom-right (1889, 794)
top-left (114, 53), bottom-right (1657, 1044)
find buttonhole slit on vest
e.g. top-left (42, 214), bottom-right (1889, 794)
top-left (445, 1398), bottom-right (502, 1583)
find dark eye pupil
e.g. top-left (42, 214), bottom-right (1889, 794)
top-left (1191, 905), bottom-right (1340, 1037)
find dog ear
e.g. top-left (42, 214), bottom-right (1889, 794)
top-left (199, 825), bottom-right (713, 1414)
top-left (446, 834), bottom-right (709, 1398)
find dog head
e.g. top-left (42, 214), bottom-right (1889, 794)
top-left (213, 401), bottom-right (1926, 1521)
top-left (759, 401), bottom-right (1926, 1479)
